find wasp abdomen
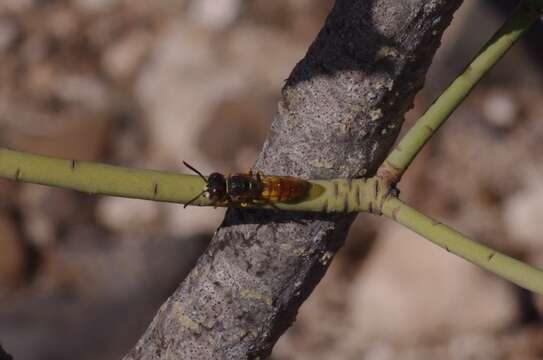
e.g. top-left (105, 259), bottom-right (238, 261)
top-left (261, 176), bottom-right (310, 202)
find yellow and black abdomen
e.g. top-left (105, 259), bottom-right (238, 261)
top-left (261, 176), bottom-right (310, 203)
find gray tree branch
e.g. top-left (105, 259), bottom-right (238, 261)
top-left (124, 0), bottom-right (463, 359)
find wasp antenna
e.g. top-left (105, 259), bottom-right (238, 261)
top-left (183, 161), bottom-right (208, 181)
top-left (184, 189), bottom-right (207, 208)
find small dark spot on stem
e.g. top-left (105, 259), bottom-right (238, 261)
top-left (357, 183), bottom-right (364, 208)
top-left (488, 253), bottom-right (495, 261)
top-left (70, 159), bottom-right (77, 170)
top-left (333, 181), bottom-right (339, 198)
top-left (346, 177), bottom-right (353, 187)
top-left (15, 168), bottom-right (21, 181)
top-left (153, 183), bottom-right (159, 197)
top-left (322, 198), bottom-right (329, 213)
top-left (432, 220), bottom-right (441, 226)
top-left (353, 183), bottom-right (360, 209)
top-left (445, 245), bottom-right (450, 252)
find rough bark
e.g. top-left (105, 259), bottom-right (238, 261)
top-left (124, 0), bottom-right (463, 359)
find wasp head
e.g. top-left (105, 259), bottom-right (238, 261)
top-left (207, 172), bottom-right (227, 202)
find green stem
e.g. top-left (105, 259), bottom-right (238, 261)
top-left (0, 147), bottom-right (379, 212)
top-left (0, 147), bottom-right (207, 205)
top-left (382, 197), bottom-right (543, 295)
top-left (379, 0), bottom-right (543, 183)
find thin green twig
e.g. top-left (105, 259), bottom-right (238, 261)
top-left (0, 147), bottom-right (207, 205)
top-left (382, 197), bottom-right (543, 294)
top-left (379, 0), bottom-right (543, 183)
top-left (0, 147), bottom-right (377, 212)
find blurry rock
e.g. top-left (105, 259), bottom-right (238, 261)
top-left (348, 223), bottom-right (518, 346)
top-left (502, 326), bottom-right (543, 359)
top-left (108, 114), bottom-right (148, 164)
top-left (0, 17), bottom-right (19, 53)
top-left (244, 0), bottom-right (332, 39)
top-left (136, 23), bottom-right (244, 163)
top-left (74, 0), bottom-right (120, 13)
top-left (96, 197), bottom-right (161, 232)
top-left (18, 185), bottom-right (58, 247)
top-left (102, 30), bottom-right (153, 81)
top-left (36, 249), bottom-right (82, 295)
top-left (482, 90), bottom-right (519, 129)
top-left (1, 0), bottom-right (35, 13)
top-left (188, 0), bottom-right (241, 30)
top-left (47, 7), bottom-right (79, 41)
top-left (8, 114), bottom-right (111, 160)
top-left (530, 254), bottom-right (543, 317)
top-left (447, 333), bottom-right (503, 360)
top-left (19, 185), bottom-right (84, 247)
top-left (37, 228), bottom-right (208, 301)
top-left (0, 179), bottom-right (18, 208)
top-left (1, 232), bottom-right (209, 360)
top-left (54, 74), bottom-right (111, 113)
top-left (225, 26), bottom-right (306, 91)
top-left (359, 343), bottom-right (397, 360)
top-left (1, 73), bottom-right (113, 160)
top-left (504, 181), bottom-right (543, 250)
top-left (0, 212), bottom-right (25, 291)
top-left (164, 204), bottom-right (225, 238)
top-left (197, 91), bottom-right (274, 170)
top-left (535, 294), bottom-right (543, 321)
top-left (136, 20), bottom-right (306, 166)
top-left (358, 335), bottom-right (502, 360)
top-left (234, 145), bottom-right (260, 171)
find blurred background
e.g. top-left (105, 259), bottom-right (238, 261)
top-left (0, 0), bottom-right (542, 359)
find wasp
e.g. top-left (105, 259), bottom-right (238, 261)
top-left (183, 161), bottom-right (311, 208)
